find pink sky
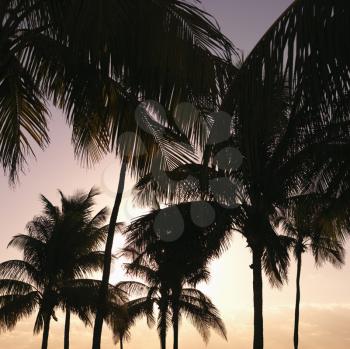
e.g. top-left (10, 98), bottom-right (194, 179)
top-left (1, 1), bottom-right (349, 348)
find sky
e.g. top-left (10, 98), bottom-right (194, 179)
top-left (1, 1), bottom-right (350, 348)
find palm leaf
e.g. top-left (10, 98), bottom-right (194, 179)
top-left (0, 291), bottom-right (39, 331)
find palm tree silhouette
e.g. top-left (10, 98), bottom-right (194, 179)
top-left (119, 247), bottom-right (227, 349)
top-left (133, 107), bottom-right (293, 349)
top-left (274, 195), bottom-right (345, 349)
top-left (0, 188), bottom-right (110, 349)
top-left (121, 197), bottom-right (233, 348)
top-left (219, 3), bottom-right (350, 344)
top-left (50, 188), bottom-right (109, 349)
top-left (1, 5), bottom-right (234, 345)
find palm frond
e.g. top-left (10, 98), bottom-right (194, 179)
top-left (117, 281), bottom-right (150, 297)
top-left (179, 290), bottom-right (227, 343)
top-left (0, 279), bottom-right (35, 296)
top-left (0, 260), bottom-right (41, 286)
top-left (262, 234), bottom-right (292, 287)
top-left (0, 291), bottom-right (39, 332)
top-left (0, 39), bottom-right (49, 182)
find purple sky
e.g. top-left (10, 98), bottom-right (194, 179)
top-left (201, 0), bottom-right (292, 54)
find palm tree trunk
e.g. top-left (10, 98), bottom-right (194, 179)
top-left (160, 314), bottom-right (167, 349)
top-left (64, 307), bottom-right (71, 349)
top-left (173, 309), bottom-right (179, 349)
top-left (159, 293), bottom-right (168, 349)
top-left (294, 252), bottom-right (302, 349)
top-left (41, 314), bottom-right (51, 349)
top-left (252, 247), bottom-right (264, 349)
top-left (172, 291), bottom-right (180, 349)
top-left (92, 161), bottom-right (128, 349)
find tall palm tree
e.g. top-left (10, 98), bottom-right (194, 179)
top-left (136, 3), bottom-right (350, 348)
top-left (221, 2), bottom-right (350, 345)
top-left (274, 195), bottom-right (345, 349)
top-left (52, 188), bottom-right (109, 349)
top-left (132, 107), bottom-right (293, 349)
top-left (1, 5), bottom-right (235, 345)
top-left (0, 188), bottom-right (109, 349)
top-left (119, 248), bottom-right (227, 349)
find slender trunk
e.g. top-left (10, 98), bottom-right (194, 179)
top-left (172, 290), bottom-right (180, 349)
top-left (41, 281), bottom-right (54, 349)
top-left (64, 307), bottom-right (71, 349)
top-left (172, 307), bottom-right (179, 349)
top-left (120, 336), bottom-right (123, 349)
top-left (294, 252), bottom-right (302, 349)
top-left (159, 290), bottom-right (168, 349)
top-left (41, 314), bottom-right (51, 349)
top-left (160, 310), bottom-right (167, 349)
top-left (252, 247), bottom-right (264, 349)
top-left (92, 161), bottom-right (128, 349)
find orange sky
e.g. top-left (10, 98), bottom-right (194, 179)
top-left (1, 1), bottom-right (350, 348)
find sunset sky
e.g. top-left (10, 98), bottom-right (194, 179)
top-left (1, 1), bottom-right (350, 348)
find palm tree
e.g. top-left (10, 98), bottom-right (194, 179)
top-left (132, 108), bottom-right (293, 349)
top-left (51, 188), bottom-right (109, 349)
top-left (119, 248), bottom-right (227, 349)
top-left (274, 195), bottom-right (345, 349)
top-left (221, 0), bottom-right (350, 342)
top-left (0, 188), bottom-right (109, 349)
top-left (1, 6), bottom-right (234, 345)
top-left (134, 3), bottom-right (350, 347)
top-left (121, 197), bottom-right (233, 349)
